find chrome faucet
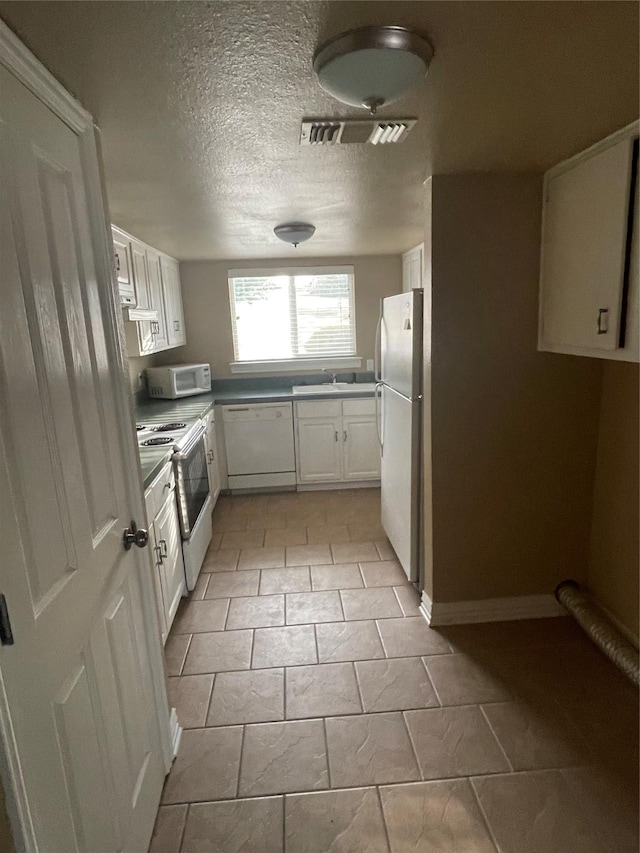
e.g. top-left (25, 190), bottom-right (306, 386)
top-left (322, 368), bottom-right (338, 384)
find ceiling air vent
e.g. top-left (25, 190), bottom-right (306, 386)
top-left (300, 119), bottom-right (417, 146)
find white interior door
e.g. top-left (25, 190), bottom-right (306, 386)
top-left (0, 47), bottom-right (168, 853)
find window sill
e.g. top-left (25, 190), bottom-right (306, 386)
top-left (230, 357), bottom-right (362, 374)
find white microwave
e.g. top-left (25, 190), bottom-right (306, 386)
top-left (146, 364), bottom-right (211, 399)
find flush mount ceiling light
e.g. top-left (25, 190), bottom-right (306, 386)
top-left (313, 25), bottom-right (434, 115)
top-left (274, 222), bottom-right (316, 247)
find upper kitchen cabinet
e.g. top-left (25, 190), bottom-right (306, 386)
top-left (161, 255), bottom-right (186, 347)
top-left (112, 231), bottom-right (135, 305)
top-left (146, 250), bottom-right (169, 350)
top-left (113, 225), bottom-right (187, 356)
top-left (538, 122), bottom-right (639, 362)
top-left (402, 243), bottom-right (424, 292)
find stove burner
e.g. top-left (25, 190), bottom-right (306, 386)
top-left (153, 422), bottom-right (187, 432)
top-left (141, 436), bottom-right (174, 446)
top-left (136, 425), bottom-right (145, 431)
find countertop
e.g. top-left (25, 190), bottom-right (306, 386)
top-left (135, 384), bottom-right (376, 489)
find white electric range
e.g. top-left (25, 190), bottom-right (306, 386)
top-left (136, 418), bottom-right (212, 591)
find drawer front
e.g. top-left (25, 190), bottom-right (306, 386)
top-left (144, 462), bottom-right (175, 521)
top-left (342, 398), bottom-right (376, 416)
top-left (295, 400), bottom-right (341, 418)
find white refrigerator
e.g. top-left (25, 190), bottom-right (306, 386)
top-left (376, 289), bottom-right (423, 583)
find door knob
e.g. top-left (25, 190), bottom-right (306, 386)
top-left (123, 520), bottom-right (149, 551)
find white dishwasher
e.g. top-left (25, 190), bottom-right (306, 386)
top-left (222, 402), bottom-right (296, 490)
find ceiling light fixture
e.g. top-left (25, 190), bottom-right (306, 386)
top-left (313, 25), bottom-right (433, 115)
top-left (274, 222), bottom-right (316, 247)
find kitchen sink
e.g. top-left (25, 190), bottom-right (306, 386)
top-left (292, 382), bottom-right (376, 395)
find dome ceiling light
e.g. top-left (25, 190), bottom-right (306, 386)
top-left (313, 25), bottom-right (434, 115)
top-left (274, 222), bottom-right (316, 247)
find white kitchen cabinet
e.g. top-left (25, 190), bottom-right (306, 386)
top-left (130, 242), bottom-right (156, 355)
top-left (112, 230), bottom-right (136, 305)
top-left (402, 243), bottom-right (424, 292)
top-left (152, 492), bottom-right (184, 634)
top-left (296, 418), bottom-right (343, 483)
top-left (161, 255), bottom-right (186, 347)
top-left (114, 224), bottom-right (187, 355)
top-left (144, 462), bottom-right (185, 643)
top-left (342, 415), bottom-right (381, 480)
top-left (295, 398), bottom-right (381, 485)
top-left (204, 409), bottom-right (221, 505)
top-left (147, 249), bottom-right (169, 350)
top-left (539, 122), bottom-right (639, 362)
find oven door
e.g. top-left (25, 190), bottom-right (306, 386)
top-left (173, 425), bottom-right (210, 538)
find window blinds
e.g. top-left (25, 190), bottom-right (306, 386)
top-left (228, 267), bottom-right (356, 362)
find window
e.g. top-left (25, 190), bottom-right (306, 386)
top-left (228, 266), bottom-right (358, 370)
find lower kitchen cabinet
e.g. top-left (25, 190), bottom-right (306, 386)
top-left (204, 409), bottom-right (221, 505)
top-left (144, 462), bottom-right (185, 643)
top-left (296, 417), bottom-right (343, 482)
top-left (342, 415), bottom-right (381, 480)
top-left (152, 492), bottom-right (184, 636)
top-left (295, 398), bottom-right (381, 485)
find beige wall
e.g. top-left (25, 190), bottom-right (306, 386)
top-left (588, 361), bottom-right (640, 642)
top-left (428, 174), bottom-right (603, 602)
top-left (127, 353), bottom-right (161, 393)
top-left (0, 777), bottom-right (14, 853)
top-left (162, 256), bottom-right (402, 378)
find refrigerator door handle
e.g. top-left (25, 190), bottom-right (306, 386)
top-left (375, 381), bottom-right (384, 452)
top-left (374, 310), bottom-right (382, 382)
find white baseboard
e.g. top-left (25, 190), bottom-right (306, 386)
top-left (420, 591), bottom-right (563, 627)
top-left (169, 708), bottom-right (182, 760)
top-left (297, 480), bottom-right (380, 491)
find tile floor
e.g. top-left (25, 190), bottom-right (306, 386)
top-left (150, 488), bottom-right (639, 853)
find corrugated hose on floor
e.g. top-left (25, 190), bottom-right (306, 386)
top-left (555, 580), bottom-right (639, 687)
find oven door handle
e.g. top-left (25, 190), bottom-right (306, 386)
top-left (173, 423), bottom-right (206, 459)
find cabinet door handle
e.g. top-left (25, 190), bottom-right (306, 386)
top-left (597, 308), bottom-right (609, 335)
top-left (154, 544), bottom-right (163, 565)
top-left (159, 539), bottom-right (168, 559)
top-left (334, 431), bottom-right (339, 442)
top-left (343, 430), bottom-right (348, 442)
top-left (174, 319), bottom-right (179, 331)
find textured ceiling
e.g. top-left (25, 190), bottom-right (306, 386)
top-left (1, 1), bottom-right (638, 260)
